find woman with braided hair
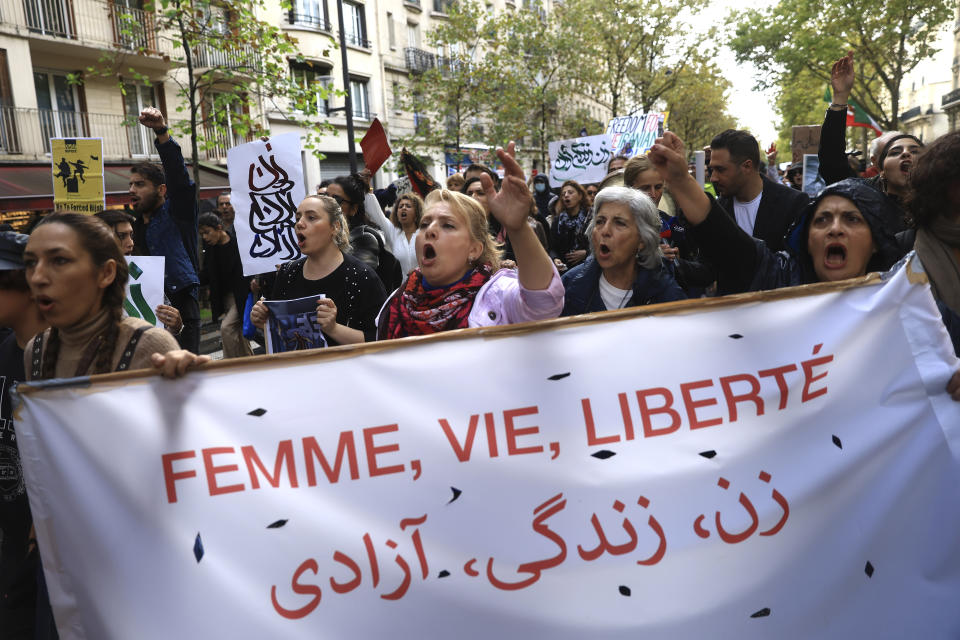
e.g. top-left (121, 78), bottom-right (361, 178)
top-left (22, 213), bottom-right (203, 380)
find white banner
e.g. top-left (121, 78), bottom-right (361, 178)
top-left (14, 259), bottom-right (960, 638)
top-left (548, 134), bottom-right (613, 187)
top-left (227, 133), bottom-right (305, 276)
top-left (123, 255), bottom-right (165, 326)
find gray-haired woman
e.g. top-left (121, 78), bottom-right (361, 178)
top-left (560, 186), bottom-right (686, 315)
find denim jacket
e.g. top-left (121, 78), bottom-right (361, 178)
top-left (141, 137), bottom-right (200, 297)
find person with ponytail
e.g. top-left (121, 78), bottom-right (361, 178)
top-left (22, 213), bottom-right (204, 380)
top-left (377, 142), bottom-right (563, 339)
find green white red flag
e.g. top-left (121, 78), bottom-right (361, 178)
top-left (824, 86), bottom-right (883, 136)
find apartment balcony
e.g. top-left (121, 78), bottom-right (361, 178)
top-left (193, 43), bottom-right (262, 73)
top-left (1, 0), bottom-right (173, 65)
top-left (404, 47), bottom-right (435, 73)
top-left (0, 105), bottom-right (237, 162)
top-left (286, 9), bottom-right (331, 31)
top-left (942, 88), bottom-right (960, 110)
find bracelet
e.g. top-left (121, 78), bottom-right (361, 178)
top-left (829, 103), bottom-right (848, 110)
top-left (154, 125), bottom-right (169, 136)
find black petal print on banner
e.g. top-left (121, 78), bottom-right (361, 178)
top-left (448, 487), bottom-right (462, 504)
top-left (592, 450), bottom-right (616, 460)
top-left (267, 519), bottom-right (288, 529)
top-left (618, 586), bottom-right (631, 596)
top-left (750, 608), bottom-right (771, 618)
top-left (699, 450), bottom-right (717, 459)
top-left (193, 533), bottom-right (204, 563)
top-left (865, 561), bottom-right (874, 578)
top-left (438, 570), bottom-right (451, 578)
top-left (832, 435), bottom-right (843, 449)
top-left (247, 408), bottom-right (267, 417)
top-left (548, 372), bottom-right (571, 381)
top-left (728, 334), bottom-right (744, 339)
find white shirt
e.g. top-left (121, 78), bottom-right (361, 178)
top-left (364, 193), bottom-right (419, 275)
top-left (598, 273), bottom-right (632, 310)
top-left (733, 192), bottom-right (762, 236)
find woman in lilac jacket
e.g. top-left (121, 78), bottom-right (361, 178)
top-left (377, 143), bottom-right (563, 338)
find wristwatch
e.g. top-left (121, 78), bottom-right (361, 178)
top-left (154, 125), bottom-right (169, 136)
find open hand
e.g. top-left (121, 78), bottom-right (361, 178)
top-left (830, 51), bottom-right (854, 102)
top-left (481, 141), bottom-right (533, 234)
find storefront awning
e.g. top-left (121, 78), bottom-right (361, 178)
top-left (0, 163), bottom-right (230, 212)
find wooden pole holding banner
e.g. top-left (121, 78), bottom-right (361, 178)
top-left (17, 271), bottom-right (887, 393)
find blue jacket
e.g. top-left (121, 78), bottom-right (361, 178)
top-left (141, 137), bottom-right (200, 297)
top-left (560, 255), bottom-right (686, 316)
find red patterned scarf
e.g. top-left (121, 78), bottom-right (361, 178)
top-left (380, 265), bottom-right (493, 339)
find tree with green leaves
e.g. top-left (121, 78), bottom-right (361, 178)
top-left (729, 0), bottom-right (953, 130)
top-left (563, 0), bottom-right (709, 116)
top-left (73, 0), bottom-right (337, 197)
top-left (401, 1), bottom-right (500, 157)
top-left (486, 6), bottom-right (584, 170)
top-left (661, 58), bottom-right (738, 153)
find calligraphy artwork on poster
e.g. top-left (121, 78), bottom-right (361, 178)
top-left (264, 294), bottom-right (327, 354)
top-left (122, 256), bottom-right (164, 326)
top-left (605, 113), bottom-right (666, 159)
top-left (51, 138), bottom-right (105, 213)
top-left (548, 134), bottom-right (613, 187)
top-left (228, 133), bottom-right (306, 276)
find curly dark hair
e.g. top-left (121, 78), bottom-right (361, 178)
top-left (906, 130), bottom-right (960, 229)
top-left (33, 213), bottom-right (130, 378)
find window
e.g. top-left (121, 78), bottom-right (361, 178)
top-left (290, 0), bottom-right (329, 30)
top-left (407, 21), bottom-right (420, 48)
top-left (290, 61), bottom-right (332, 115)
top-left (34, 70), bottom-right (87, 152)
top-left (122, 82), bottom-right (158, 157)
top-left (387, 12), bottom-right (395, 48)
top-left (349, 78), bottom-right (370, 120)
top-left (432, 0), bottom-right (452, 13)
top-left (0, 50), bottom-right (20, 154)
top-left (343, 2), bottom-right (368, 48)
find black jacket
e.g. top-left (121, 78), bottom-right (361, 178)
top-left (200, 233), bottom-right (250, 319)
top-left (717, 175), bottom-right (810, 253)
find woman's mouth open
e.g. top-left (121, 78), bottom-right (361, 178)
top-left (823, 243), bottom-right (847, 268)
top-left (597, 243), bottom-right (612, 258)
top-left (296, 232), bottom-right (306, 248)
top-left (35, 295), bottom-right (55, 313)
top-left (422, 244), bottom-right (437, 264)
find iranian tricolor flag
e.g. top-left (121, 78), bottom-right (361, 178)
top-left (824, 86), bottom-right (883, 136)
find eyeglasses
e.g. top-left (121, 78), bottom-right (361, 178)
top-left (330, 194), bottom-right (354, 207)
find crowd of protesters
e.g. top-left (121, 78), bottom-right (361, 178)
top-left (3, 49), bottom-right (960, 637)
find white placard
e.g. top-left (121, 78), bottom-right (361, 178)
top-left (227, 133), bottom-right (306, 276)
top-left (14, 259), bottom-right (960, 639)
top-left (123, 255), bottom-right (165, 326)
top-left (548, 134), bottom-right (614, 187)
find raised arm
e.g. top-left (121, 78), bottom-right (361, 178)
top-left (481, 142), bottom-right (555, 291)
top-left (818, 52), bottom-right (858, 184)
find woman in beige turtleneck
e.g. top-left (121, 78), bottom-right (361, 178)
top-left (22, 213), bottom-right (197, 380)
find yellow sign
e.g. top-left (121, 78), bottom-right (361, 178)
top-left (51, 138), bottom-right (105, 213)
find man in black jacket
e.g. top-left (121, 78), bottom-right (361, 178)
top-left (709, 129), bottom-right (810, 252)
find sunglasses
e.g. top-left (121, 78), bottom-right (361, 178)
top-left (330, 194), bottom-right (354, 207)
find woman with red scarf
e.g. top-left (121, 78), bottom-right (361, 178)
top-left (377, 143), bottom-right (563, 338)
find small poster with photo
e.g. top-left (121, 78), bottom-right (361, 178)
top-left (264, 294), bottom-right (327, 354)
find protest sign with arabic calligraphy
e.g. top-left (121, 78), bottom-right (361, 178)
top-left (122, 256), bottom-right (164, 326)
top-left (548, 134), bottom-right (614, 187)
top-left (13, 259), bottom-right (960, 639)
top-left (228, 133), bottom-right (306, 276)
top-left (605, 113), bottom-right (666, 159)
